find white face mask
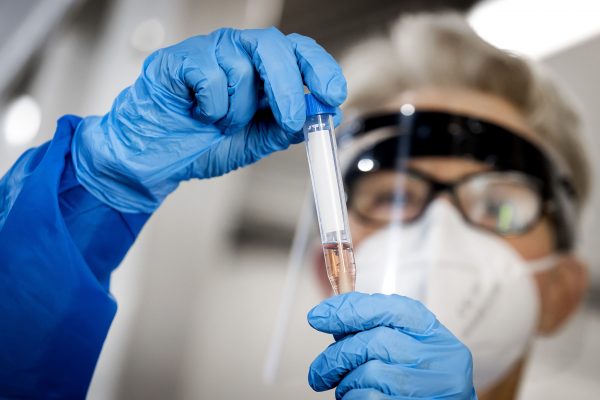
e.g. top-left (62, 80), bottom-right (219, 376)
top-left (354, 200), bottom-right (555, 391)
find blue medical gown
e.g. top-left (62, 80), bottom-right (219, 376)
top-left (0, 116), bottom-right (151, 398)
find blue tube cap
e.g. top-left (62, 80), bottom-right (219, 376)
top-left (305, 93), bottom-right (336, 117)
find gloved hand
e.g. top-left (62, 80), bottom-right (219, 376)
top-left (72, 27), bottom-right (346, 213)
top-left (308, 292), bottom-right (477, 399)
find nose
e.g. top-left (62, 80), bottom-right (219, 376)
top-left (428, 193), bottom-right (462, 215)
top-left (420, 197), bottom-right (467, 231)
top-left (435, 193), bottom-right (453, 203)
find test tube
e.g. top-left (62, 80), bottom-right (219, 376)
top-left (303, 93), bottom-right (356, 294)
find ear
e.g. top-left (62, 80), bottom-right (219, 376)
top-left (534, 254), bottom-right (588, 334)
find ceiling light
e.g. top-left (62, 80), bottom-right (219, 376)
top-left (468, 0), bottom-right (600, 59)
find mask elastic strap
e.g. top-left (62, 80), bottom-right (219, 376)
top-left (526, 253), bottom-right (562, 273)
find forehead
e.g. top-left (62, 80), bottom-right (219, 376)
top-left (409, 157), bottom-right (492, 181)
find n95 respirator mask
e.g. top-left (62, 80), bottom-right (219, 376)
top-left (354, 200), bottom-right (554, 390)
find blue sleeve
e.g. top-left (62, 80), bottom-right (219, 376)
top-left (0, 115), bottom-right (151, 398)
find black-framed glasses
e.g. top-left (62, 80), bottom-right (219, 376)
top-left (349, 169), bottom-right (546, 236)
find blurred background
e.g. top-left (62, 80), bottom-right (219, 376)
top-left (0, 0), bottom-right (599, 398)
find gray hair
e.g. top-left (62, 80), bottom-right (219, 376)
top-left (340, 12), bottom-right (591, 204)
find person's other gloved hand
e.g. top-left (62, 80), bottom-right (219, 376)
top-left (72, 27), bottom-right (346, 213)
top-left (308, 292), bottom-right (477, 400)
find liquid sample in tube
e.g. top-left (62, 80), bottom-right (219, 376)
top-left (322, 242), bottom-right (356, 295)
top-left (304, 93), bottom-right (357, 295)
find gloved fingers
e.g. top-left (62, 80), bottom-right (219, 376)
top-left (213, 29), bottom-right (260, 134)
top-left (287, 33), bottom-right (347, 107)
top-left (335, 361), bottom-right (408, 399)
top-left (238, 27), bottom-right (306, 133)
top-left (244, 108), bottom-right (304, 158)
top-left (341, 388), bottom-right (402, 400)
top-left (187, 108), bottom-right (303, 180)
top-left (175, 35), bottom-right (230, 124)
top-left (307, 292), bottom-right (437, 337)
top-left (335, 360), bottom-right (474, 400)
top-left (333, 108), bottom-right (344, 127)
top-left (308, 326), bottom-right (425, 392)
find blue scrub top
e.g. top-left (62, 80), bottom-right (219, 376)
top-left (0, 116), bottom-right (150, 398)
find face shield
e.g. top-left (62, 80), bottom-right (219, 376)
top-left (263, 109), bottom-right (582, 395)
top-left (339, 110), bottom-right (578, 251)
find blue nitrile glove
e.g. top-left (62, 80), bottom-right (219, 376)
top-left (72, 27), bottom-right (346, 213)
top-left (308, 293), bottom-right (477, 400)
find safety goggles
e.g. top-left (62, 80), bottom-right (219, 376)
top-left (350, 169), bottom-right (545, 236)
top-left (339, 110), bottom-right (578, 250)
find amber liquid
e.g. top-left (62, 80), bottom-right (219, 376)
top-left (322, 242), bottom-right (356, 294)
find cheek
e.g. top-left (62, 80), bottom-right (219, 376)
top-left (503, 218), bottom-right (555, 260)
top-left (533, 256), bottom-right (588, 334)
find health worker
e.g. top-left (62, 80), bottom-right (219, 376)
top-left (307, 12), bottom-right (590, 400)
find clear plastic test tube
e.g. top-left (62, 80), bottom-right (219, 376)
top-left (303, 93), bottom-right (356, 294)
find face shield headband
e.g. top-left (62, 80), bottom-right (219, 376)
top-left (339, 111), bottom-right (579, 251)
